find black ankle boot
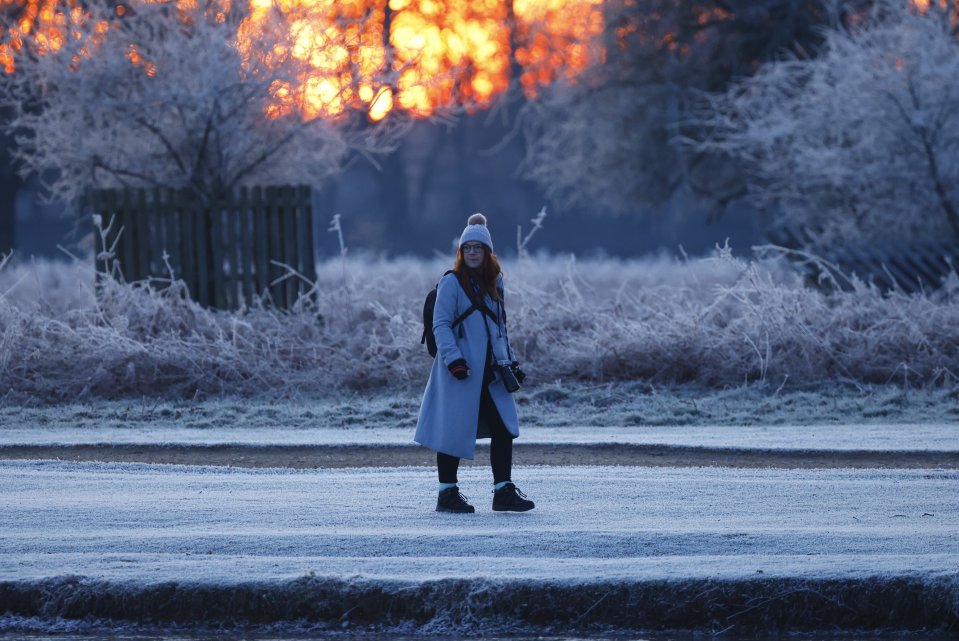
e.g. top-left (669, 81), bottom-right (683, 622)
top-left (492, 483), bottom-right (535, 512)
top-left (436, 487), bottom-right (475, 513)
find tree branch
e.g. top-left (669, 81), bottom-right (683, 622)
top-left (134, 116), bottom-right (189, 176)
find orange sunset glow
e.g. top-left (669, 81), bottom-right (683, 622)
top-left (241, 0), bottom-right (392, 120)
top-left (389, 0), bottom-right (513, 116)
top-left (1, 0), bottom-right (605, 119)
top-left (3, 0), bottom-right (947, 120)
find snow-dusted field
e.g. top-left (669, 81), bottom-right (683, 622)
top-left (2, 459), bottom-right (958, 633)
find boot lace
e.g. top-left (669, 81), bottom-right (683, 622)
top-left (450, 489), bottom-right (471, 507)
top-left (496, 483), bottom-right (527, 499)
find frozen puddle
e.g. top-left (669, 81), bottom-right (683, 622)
top-left (1, 461), bottom-right (957, 633)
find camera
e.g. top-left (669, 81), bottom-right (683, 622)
top-left (496, 361), bottom-right (521, 393)
top-left (510, 362), bottom-right (526, 385)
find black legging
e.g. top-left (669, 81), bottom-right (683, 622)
top-left (437, 366), bottom-right (514, 485)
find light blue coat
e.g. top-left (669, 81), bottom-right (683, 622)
top-left (415, 272), bottom-right (519, 460)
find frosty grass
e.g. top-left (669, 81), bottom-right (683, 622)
top-left (1, 250), bottom-right (958, 405)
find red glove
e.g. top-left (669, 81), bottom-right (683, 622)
top-left (448, 358), bottom-right (469, 380)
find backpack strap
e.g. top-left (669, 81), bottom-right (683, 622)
top-left (450, 271), bottom-right (501, 324)
top-left (450, 305), bottom-right (477, 330)
top-left (463, 275), bottom-right (513, 363)
top-left (441, 272), bottom-right (509, 343)
top-left (455, 273), bottom-right (500, 321)
top-left (444, 271), bottom-right (479, 332)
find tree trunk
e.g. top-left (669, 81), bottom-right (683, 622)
top-left (0, 173), bottom-right (16, 255)
top-left (379, 145), bottom-right (412, 251)
top-left (0, 129), bottom-right (19, 254)
top-left (919, 132), bottom-right (959, 240)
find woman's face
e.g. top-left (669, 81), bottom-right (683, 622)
top-left (462, 243), bottom-right (486, 269)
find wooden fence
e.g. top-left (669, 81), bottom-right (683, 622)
top-left (766, 224), bottom-right (959, 294)
top-left (92, 185), bottom-right (316, 310)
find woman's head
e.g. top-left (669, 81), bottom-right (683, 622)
top-left (454, 213), bottom-right (502, 299)
top-left (459, 213), bottom-right (493, 251)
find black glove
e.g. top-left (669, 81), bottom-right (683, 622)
top-left (511, 361), bottom-right (527, 384)
top-left (448, 358), bottom-right (470, 380)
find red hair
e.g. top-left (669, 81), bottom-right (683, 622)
top-left (454, 245), bottom-right (502, 301)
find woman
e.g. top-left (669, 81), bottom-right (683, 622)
top-left (415, 213), bottom-right (535, 513)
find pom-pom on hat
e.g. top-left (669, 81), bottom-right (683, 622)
top-left (459, 213), bottom-right (493, 252)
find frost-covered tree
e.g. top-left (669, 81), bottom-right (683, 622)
top-left (0, 0), bottom-right (407, 205)
top-left (692, 0), bottom-right (959, 247)
top-left (519, 0), bottom-right (847, 216)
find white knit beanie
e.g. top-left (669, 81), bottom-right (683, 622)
top-left (459, 213), bottom-right (493, 252)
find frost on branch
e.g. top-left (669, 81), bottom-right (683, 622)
top-left (690, 0), bottom-right (959, 248)
top-left (0, 0), bottom-right (408, 205)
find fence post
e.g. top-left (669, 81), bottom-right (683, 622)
top-left (237, 186), bottom-right (254, 307)
top-left (280, 185), bottom-right (296, 306)
top-left (176, 189), bottom-right (195, 301)
top-left (209, 197), bottom-right (227, 309)
top-left (297, 184), bottom-right (317, 300)
top-left (266, 186), bottom-right (284, 307)
top-left (252, 186), bottom-right (268, 301)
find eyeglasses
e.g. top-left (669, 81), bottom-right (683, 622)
top-left (462, 243), bottom-right (485, 254)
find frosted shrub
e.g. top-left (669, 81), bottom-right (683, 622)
top-left (0, 251), bottom-right (957, 402)
top-left (691, 0), bottom-right (959, 247)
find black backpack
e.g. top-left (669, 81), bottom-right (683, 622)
top-left (421, 271), bottom-right (494, 357)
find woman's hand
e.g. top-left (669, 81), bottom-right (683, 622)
top-left (448, 359), bottom-right (470, 380)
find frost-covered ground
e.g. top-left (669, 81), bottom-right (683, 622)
top-left (3, 253), bottom-right (959, 634)
top-left (1, 383), bottom-right (958, 443)
top-left (1, 460), bottom-right (957, 633)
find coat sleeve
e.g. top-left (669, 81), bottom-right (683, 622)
top-left (433, 273), bottom-right (465, 367)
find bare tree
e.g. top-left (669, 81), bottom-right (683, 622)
top-left (691, 0), bottom-right (959, 247)
top-left (0, 0), bottom-right (408, 206)
top-left (518, 0), bottom-right (854, 216)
